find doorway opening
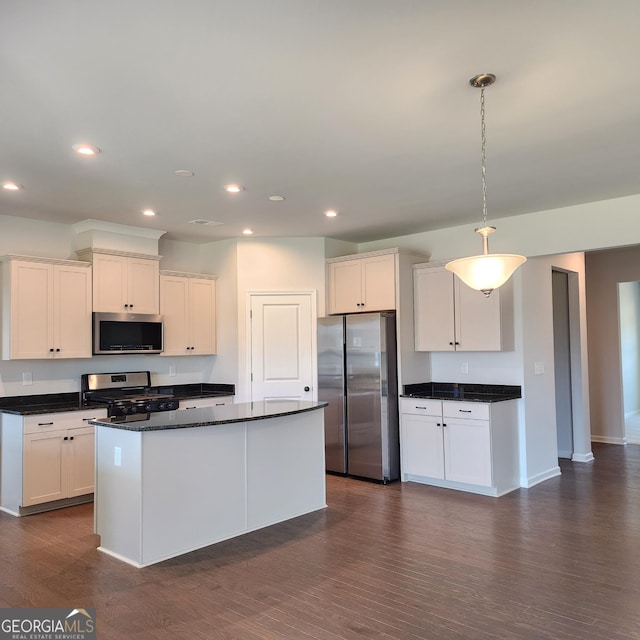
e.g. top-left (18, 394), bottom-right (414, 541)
top-left (552, 269), bottom-right (574, 459)
top-left (618, 281), bottom-right (640, 444)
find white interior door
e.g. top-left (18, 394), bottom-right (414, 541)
top-left (250, 293), bottom-right (315, 401)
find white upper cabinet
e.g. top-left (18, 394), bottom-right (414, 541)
top-left (160, 271), bottom-right (217, 356)
top-left (0, 256), bottom-right (92, 360)
top-left (79, 250), bottom-right (160, 314)
top-left (327, 251), bottom-right (396, 315)
top-left (413, 264), bottom-right (513, 351)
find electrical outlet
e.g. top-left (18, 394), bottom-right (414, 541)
top-left (461, 362), bottom-right (469, 374)
top-left (22, 372), bottom-right (32, 386)
top-left (114, 446), bottom-right (122, 467)
top-left (169, 365), bottom-right (177, 377)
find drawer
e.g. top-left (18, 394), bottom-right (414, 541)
top-left (442, 401), bottom-right (489, 421)
top-left (400, 397), bottom-right (442, 417)
top-left (181, 396), bottom-right (234, 410)
top-left (23, 409), bottom-right (107, 434)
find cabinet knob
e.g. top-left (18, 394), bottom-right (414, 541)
top-left (49, 348), bottom-right (54, 352)
top-left (63, 436), bottom-right (68, 441)
top-left (70, 436), bottom-right (74, 440)
top-left (124, 304), bottom-right (129, 309)
top-left (449, 342), bottom-right (454, 346)
top-left (55, 348), bottom-right (60, 352)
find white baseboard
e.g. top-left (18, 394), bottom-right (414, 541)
top-left (522, 465), bottom-right (561, 489)
top-left (591, 435), bottom-right (627, 445)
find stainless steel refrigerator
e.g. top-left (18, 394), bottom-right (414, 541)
top-left (317, 312), bottom-right (399, 482)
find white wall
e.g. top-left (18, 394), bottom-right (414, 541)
top-left (199, 237), bottom-right (327, 403)
top-left (357, 193), bottom-right (640, 260)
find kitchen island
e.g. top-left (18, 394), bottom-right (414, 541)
top-left (91, 400), bottom-right (327, 568)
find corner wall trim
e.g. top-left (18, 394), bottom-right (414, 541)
top-left (572, 452), bottom-right (595, 463)
top-left (521, 465), bottom-right (561, 489)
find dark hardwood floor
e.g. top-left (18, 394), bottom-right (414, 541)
top-left (2, 442), bottom-right (640, 639)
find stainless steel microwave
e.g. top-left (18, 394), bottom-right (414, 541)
top-left (93, 312), bottom-right (163, 355)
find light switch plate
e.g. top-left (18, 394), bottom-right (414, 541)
top-left (534, 361), bottom-right (545, 375)
top-left (114, 446), bottom-right (122, 467)
top-left (22, 372), bottom-right (32, 385)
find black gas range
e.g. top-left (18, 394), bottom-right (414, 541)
top-left (82, 371), bottom-right (180, 417)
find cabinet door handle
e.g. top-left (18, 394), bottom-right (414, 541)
top-left (459, 409), bottom-right (472, 413)
top-left (443, 423), bottom-right (447, 427)
top-left (38, 422), bottom-right (54, 426)
top-left (436, 422), bottom-right (441, 426)
top-left (448, 342), bottom-right (454, 346)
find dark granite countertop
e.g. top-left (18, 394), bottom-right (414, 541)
top-left (402, 382), bottom-right (521, 403)
top-left (0, 383), bottom-right (236, 416)
top-left (89, 400), bottom-right (328, 432)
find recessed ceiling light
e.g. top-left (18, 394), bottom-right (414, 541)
top-left (242, 228), bottom-right (254, 235)
top-left (324, 209), bottom-right (338, 218)
top-left (142, 209), bottom-right (157, 217)
top-left (2, 181), bottom-right (23, 191)
top-left (72, 144), bottom-right (101, 156)
top-left (224, 184), bottom-right (244, 193)
top-left (174, 170), bottom-right (195, 177)
top-left (268, 195), bottom-right (285, 201)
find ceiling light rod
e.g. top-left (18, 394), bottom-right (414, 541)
top-left (445, 73), bottom-right (526, 297)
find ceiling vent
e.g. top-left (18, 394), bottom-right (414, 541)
top-left (188, 219), bottom-right (223, 226)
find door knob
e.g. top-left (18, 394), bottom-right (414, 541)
top-left (304, 386), bottom-right (310, 392)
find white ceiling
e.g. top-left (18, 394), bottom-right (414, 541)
top-left (2, 1), bottom-right (640, 244)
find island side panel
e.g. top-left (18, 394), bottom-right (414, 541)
top-left (140, 422), bottom-right (247, 566)
top-left (95, 426), bottom-right (143, 565)
top-left (247, 408), bottom-right (326, 531)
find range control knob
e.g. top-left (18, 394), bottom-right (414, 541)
top-left (167, 400), bottom-right (178, 410)
top-left (158, 403), bottom-right (166, 410)
top-left (130, 405), bottom-right (138, 414)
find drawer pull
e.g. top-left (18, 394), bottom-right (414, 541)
top-left (459, 409), bottom-right (472, 413)
top-left (415, 406), bottom-right (427, 410)
top-left (37, 422), bottom-right (54, 426)
top-left (82, 417), bottom-right (97, 422)
top-left (185, 406), bottom-right (197, 410)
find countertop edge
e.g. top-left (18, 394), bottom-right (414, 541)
top-left (400, 393), bottom-right (521, 403)
top-left (90, 401), bottom-right (328, 432)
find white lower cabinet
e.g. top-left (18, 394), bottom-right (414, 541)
top-left (400, 398), bottom-right (519, 496)
top-left (1, 409), bottom-right (106, 515)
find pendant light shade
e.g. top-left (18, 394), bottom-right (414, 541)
top-left (445, 74), bottom-right (526, 297)
top-left (446, 251), bottom-right (526, 296)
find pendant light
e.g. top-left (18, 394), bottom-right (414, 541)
top-left (445, 73), bottom-right (526, 297)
